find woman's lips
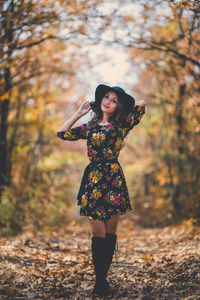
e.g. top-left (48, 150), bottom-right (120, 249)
top-left (103, 104), bottom-right (109, 108)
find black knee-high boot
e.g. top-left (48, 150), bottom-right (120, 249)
top-left (91, 236), bottom-right (110, 296)
top-left (105, 233), bottom-right (117, 277)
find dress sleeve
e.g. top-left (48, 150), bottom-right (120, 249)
top-left (56, 123), bottom-right (88, 141)
top-left (122, 105), bottom-right (146, 138)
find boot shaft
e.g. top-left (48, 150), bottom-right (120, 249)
top-left (91, 237), bottom-right (107, 279)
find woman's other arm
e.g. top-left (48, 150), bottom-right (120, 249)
top-left (121, 100), bottom-right (147, 138)
top-left (56, 101), bottom-right (92, 141)
top-left (57, 101), bottom-right (92, 132)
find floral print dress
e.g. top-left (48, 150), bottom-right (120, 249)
top-left (56, 105), bottom-right (145, 220)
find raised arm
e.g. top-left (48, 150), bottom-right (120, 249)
top-left (122, 100), bottom-right (146, 137)
top-left (56, 101), bottom-right (92, 141)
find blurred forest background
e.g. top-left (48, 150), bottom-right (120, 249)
top-left (0, 0), bottom-right (199, 236)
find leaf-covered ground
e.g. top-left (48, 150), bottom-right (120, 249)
top-left (0, 216), bottom-right (199, 300)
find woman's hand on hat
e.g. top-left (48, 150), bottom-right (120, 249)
top-left (77, 101), bottom-right (93, 117)
top-left (135, 100), bottom-right (146, 109)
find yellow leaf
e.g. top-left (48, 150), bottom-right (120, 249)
top-left (123, 16), bottom-right (135, 23)
top-left (0, 92), bottom-right (9, 101)
top-left (70, 220), bottom-right (76, 226)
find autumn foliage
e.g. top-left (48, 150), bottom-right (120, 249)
top-left (0, 0), bottom-right (199, 236)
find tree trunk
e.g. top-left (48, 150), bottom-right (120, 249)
top-left (171, 83), bottom-right (186, 218)
top-left (0, 68), bottom-right (11, 199)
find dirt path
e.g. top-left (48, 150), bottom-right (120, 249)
top-left (0, 216), bottom-right (199, 299)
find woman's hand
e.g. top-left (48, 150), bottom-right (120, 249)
top-left (135, 100), bottom-right (146, 109)
top-left (77, 101), bottom-right (93, 117)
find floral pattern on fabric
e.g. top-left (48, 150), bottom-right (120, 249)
top-left (56, 105), bottom-right (145, 220)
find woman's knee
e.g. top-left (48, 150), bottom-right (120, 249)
top-left (92, 229), bottom-right (106, 237)
top-left (89, 220), bottom-right (106, 237)
top-left (106, 224), bottom-right (117, 234)
top-left (106, 214), bottom-right (120, 234)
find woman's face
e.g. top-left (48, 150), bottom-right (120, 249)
top-left (101, 91), bottom-right (118, 114)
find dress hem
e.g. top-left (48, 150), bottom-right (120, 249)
top-left (79, 207), bottom-right (132, 220)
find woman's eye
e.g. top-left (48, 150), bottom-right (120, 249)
top-left (104, 95), bottom-right (117, 103)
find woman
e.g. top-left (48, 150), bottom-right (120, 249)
top-left (56, 84), bottom-right (146, 296)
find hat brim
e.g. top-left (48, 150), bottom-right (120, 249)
top-left (95, 84), bottom-right (135, 115)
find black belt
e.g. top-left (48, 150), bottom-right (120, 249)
top-left (77, 157), bottom-right (119, 205)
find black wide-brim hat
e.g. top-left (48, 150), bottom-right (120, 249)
top-left (92, 84), bottom-right (135, 115)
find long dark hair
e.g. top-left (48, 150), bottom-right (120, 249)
top-left (87, 92), bottom-right (127, 129)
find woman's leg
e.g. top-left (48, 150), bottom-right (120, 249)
top-left (88, 214), bottom-right (121, 296)
top-left (88, 219), bottom-right (106, 237)
top-left (104, 214), bottom-right (120, 280)
top-left (88, 219), bottom-right (109, 296)
top-left (88, 213), bottom-right (120, 237)
top-left (105, 213), bottom-right (120, 234)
